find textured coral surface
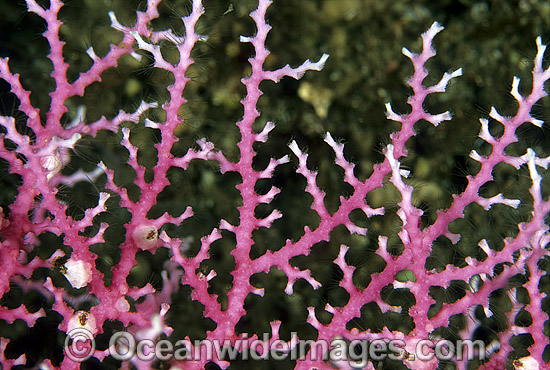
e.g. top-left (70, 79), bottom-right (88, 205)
top-left (0, 0), bottom-right (549, 369)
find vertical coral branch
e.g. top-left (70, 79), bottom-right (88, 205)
top-left (0, 0), bottom-right (548, 369)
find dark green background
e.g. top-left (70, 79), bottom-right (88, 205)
top-left (0, 0), bottom-right (549, 369)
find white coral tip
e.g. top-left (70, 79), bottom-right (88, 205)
top-left (63, 258), bottom-right (93, 289)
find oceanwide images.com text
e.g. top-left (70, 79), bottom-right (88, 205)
top-left (65, 328), bottom-right (487, 365)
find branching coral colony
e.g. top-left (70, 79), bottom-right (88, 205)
top-left (0, 0), bottom-right (549, 369)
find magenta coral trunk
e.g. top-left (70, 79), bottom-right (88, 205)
top-left (0, 0), bottom-right (548, 369)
